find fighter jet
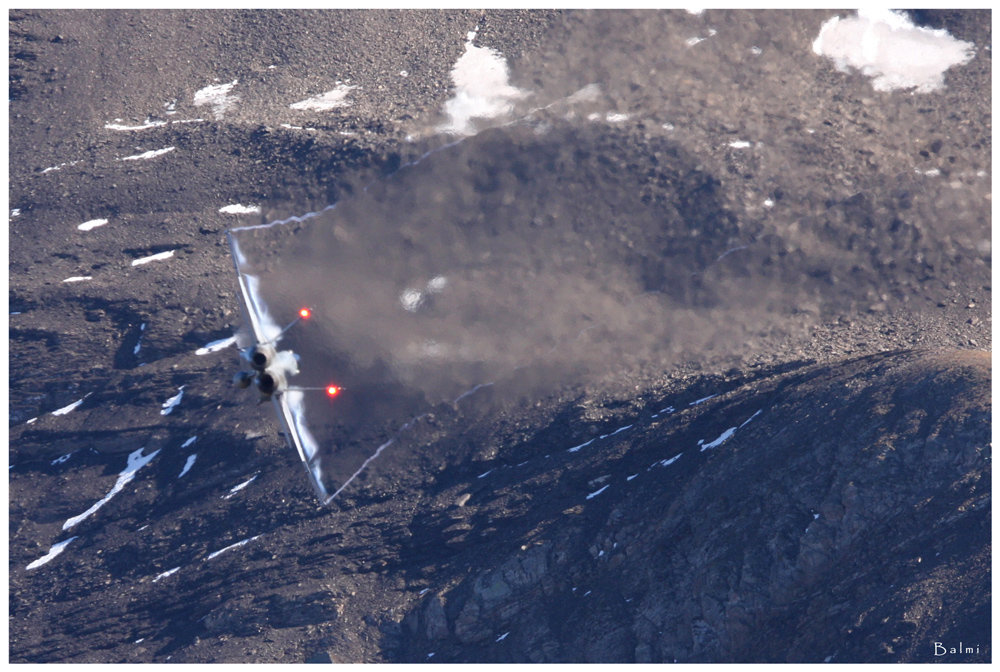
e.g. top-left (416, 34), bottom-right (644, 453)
top-left (226, 231), bottom-right (340, 504)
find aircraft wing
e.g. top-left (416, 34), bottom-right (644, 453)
top-left (227, 232), bottom-right (282, 347)
top-left (273, 390), bottom-right (333, 504)
top-left (227, 230), bottom-right (332, 505)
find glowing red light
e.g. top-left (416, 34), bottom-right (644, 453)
top-left (326, 385), bottom-right (341, 397)
top-left (299, 307), bottom-right (311, 319)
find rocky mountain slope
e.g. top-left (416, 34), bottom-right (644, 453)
top-left (9, 9), bottom-right (991, 663)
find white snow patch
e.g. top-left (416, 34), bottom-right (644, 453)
top-left (179, 454), bottom-right (197, 478)
top-left (62, 276), bottom-right (92, 283)
top-left (78, 218), bottom-right (109, 231)
top-left (181, 436), bottom-right (198, 449)
top-left (477, 469), bottom-right (494, 479)
top-left (763, 199), bottom-right (775, 208)
top-left (206, 535), bottom-right (262, 561)
top-left (194, 80), bottom-right (239, 119)
top-left (105, 119), bottom-right (167, 131)
top-left (52, 395), bottom-right (88, 415)
top-left (728, 140), bottom-right (751, 149)
top-left (568, 438), bottom-right (595, 453)
top-left (690, 394), bottom-right (717, 406)
top-left (586, 484), bottom-right (610, 500)
top-left (436, 31), bottom-right (528, 136)
top-left (223, 474), bottom-right (258, 499)
top-left (51, 452), bottom-right (74, 465)
top-left (653, 453), bottom-right (682, 468)
top-left (739, 409), bottom-right (762, 428)
top-left (196, 335), bottom-right (236, 355)
top-left (701, 427), bottom-right (737, 451)
top-left (609, 424), bottom-right (633, 436)
top-left (11, 208), bottom-right (21, 217)
top-left (120, 146), bottom-right (175, 161)
top-left (153, 567), bottom-right (181, 583)
top-left (40, 160), bottom-right (82, 174)
top-left (685, 29), bottom-right (716, 48)
top-left (606, 113), bottom-right (629, 123)
top-left (132, 250), bottom-right (175, 266)
top-left (63, 448), bottom-right (160, 530)
top-left (133, 322), bottom-right (146, 355)
top-left (26, 537), bottom-right (79, 570)
top-left (496, 632), bottom-right (509, 642)
top-left (290, 84), bottom-right (357, 111)
top-left (627, 473), bottom-right (638, 481)
top-left (812, 10), bottom-right (974, 93)
top-left (26, 417), bottom-right (37, 424)
top-left (160, 386), bottom-right (185, 415)
top-left (219, 204), bottom-right (261, 215)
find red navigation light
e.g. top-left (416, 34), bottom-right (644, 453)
top-left (326, 385), bottom-right (341, 398)
top-left (299, 307), bottom-right (312, 319)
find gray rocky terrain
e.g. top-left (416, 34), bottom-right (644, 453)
top-left (9, 9), bottom-right (991, 663)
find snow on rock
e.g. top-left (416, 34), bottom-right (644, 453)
top-left (178, 454), bottom-right (197, 478)
top-left (219, 204), bottom-right (261, 215)
top-left (701, 427), bottom-right (737, 451)
top-left (78, 218), bottom-right (109, 231)
top-left (160, 386), bottom-right (185, 415)
top-left (586, 484), bottom-right (610, 500)
top-left (40, 160), bottom-right (82, 174)
top-left (26, 537), bottom-right (79, 570)
top-left (290, 83), bottom-right (357, 111)
top-left (132, 250), bottom-right (175, 266)
top-left (104, 119), bottom-right (167, 131)
top-left (196, 335), bottom-right (236, 355)
top-left (812, 9), bottom-right (975, 93)
top-left (133, 322), bottom-right (146, 355)
top-left (120, 147), bottom-right (175, 161)
top-left (181, 436), bottom-right (198, 449)
top-left (223, 474), bottom-right (258, 499)
top-left (63, 448), bottom-right (161, 530)
top-left (739, 409), bottom-right (762, 428)
top-left (152, 567), bottom-right (181, 582)
top-left (52, 395), bottom-right (89, 416)
top-left (206, 535), bottom-right (262, 561)
top-left (568, 438), bottom-right (595, 453)
top-left (652, 453), bottom-right (682, 468)
top-left (436, 29), bottom-right (528, 136)
top-left (62, 276), bottom-right (93, 283)
top-left (194, 80), bottom-right (239, 119)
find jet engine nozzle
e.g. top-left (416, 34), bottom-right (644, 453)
top-left (233, 370), bottom-right (254, 389)
top-left (248, 343), bottom-right (277, 372)
top-left (256, 367), bottom-right (287, 398)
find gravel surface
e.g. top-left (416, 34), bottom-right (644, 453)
top-left (9, 9), bottom-right (991, 663)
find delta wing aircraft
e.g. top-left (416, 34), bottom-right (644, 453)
top-left (226, 232), bottom-right (341, 504)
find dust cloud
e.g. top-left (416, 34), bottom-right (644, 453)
top-left (228, 9), bottom-right (989, 495)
